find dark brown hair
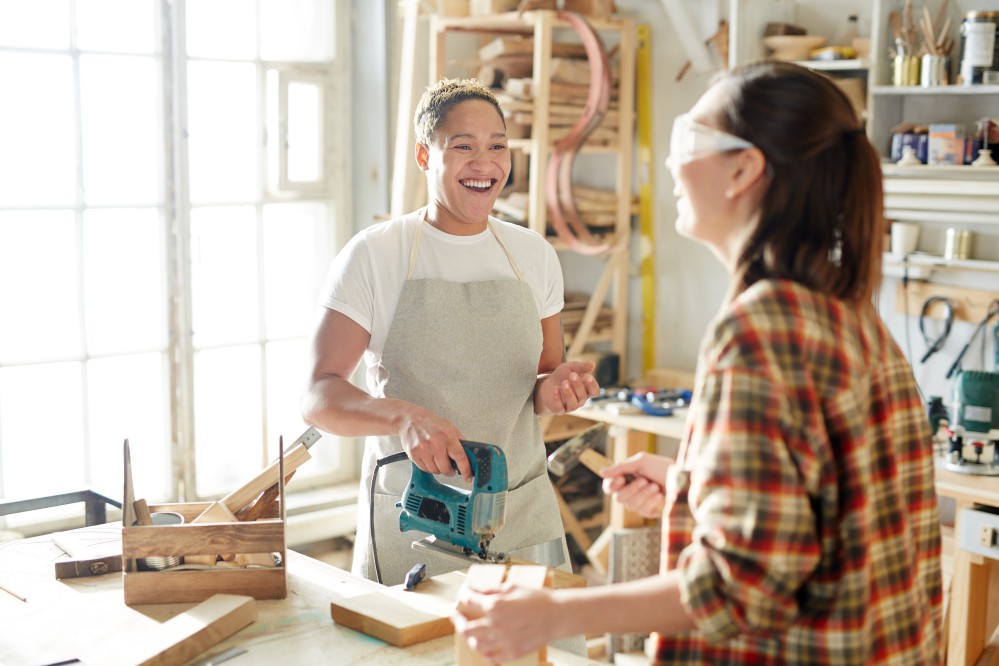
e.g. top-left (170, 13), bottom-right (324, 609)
top-left (714, 61), bottom-right (883, 304)
top-left (413, 77), bottom-right (505, 145)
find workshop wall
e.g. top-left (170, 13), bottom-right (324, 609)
top-left (350, 1), bottom-right (999, 393)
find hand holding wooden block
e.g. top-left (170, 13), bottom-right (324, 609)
top-left (456, 564), bottom-right (553, 666)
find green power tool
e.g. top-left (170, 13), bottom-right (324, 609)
top-left (944, 370), bottom-right (999, 475)
top-left (397, 440), bottom-right (510, 562)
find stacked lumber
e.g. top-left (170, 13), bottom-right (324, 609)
top-left (561, 290), bottom-right (614, 341)
top-left (493, 186), bottom-right (635, 230)
top-left (473, 34), bottom-right (620, 150)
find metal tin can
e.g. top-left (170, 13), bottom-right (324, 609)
top-left (944, 228), bottom-right (972, 260)
top-left (960, 11), bottom-right (999, 84)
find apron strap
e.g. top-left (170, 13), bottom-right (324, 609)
top-left (407, 215), bottom-right (425, 280)
top-left (408, 213), bottom-right (527, 282)
top-left (487, 220), bottom-right (526, 282)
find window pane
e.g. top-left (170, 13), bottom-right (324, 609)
top-left (190, 206), bottom-right (259, 348)
top-left (0, 363), bottom-right (85, 498)
top-left (187, 61), bottom-right (258, 204)
top-left (83, 208), bottom-right (166, 354)
top-left (194, 345), bottom-right (263, 497)
top-left (76, 0), bottom-right (157, 54)
top-left (0, 211), bottom-right (81, 363)
top-left (0, 53), bottom-right (76, 207)
top-left (87, 353), bottom-right (169, 500)
top-left (260, 0), bottom-right (335, 62)
top-left (287, 81), bottom-right (322, 183)
top-left (186, 0), bottom-right (257, 60)
top-left (265, 338), bottom-right (310, 454)
top-left (266, 339), bottom-right (350, 481)
top-left (80, 55), bottom-right (162, 206)
top-left (262, 202), bottom-right (331, 339)
top-left (0, 0), bottom-right (70, 49)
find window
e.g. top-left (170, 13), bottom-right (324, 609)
top-left (0, 0), bottom-right (352, 527)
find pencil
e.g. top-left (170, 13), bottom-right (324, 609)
top-left (0, 582), bottom-right (27, 602)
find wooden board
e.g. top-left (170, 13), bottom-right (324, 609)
top-left (478, 36), bottom-right (587, 62)
top-left (895, 281), bottom-right (999, 324)
top-left (330, 570), bottom-right (467, 646)
top-left (88, 594), bottom-right (256, 666)
top-left (52, 529), bottom-right (123, 580)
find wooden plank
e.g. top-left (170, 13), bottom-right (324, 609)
top-left (216, 442), bottom-right (311, 516)
top-left (91, 594), bottom-right (257, 666)
top-left (52, 530), bottom-right (123, 580)
top-left (895, 281), bottom-right (999, 324)
top-left (123, 568), bottom-right (286, 605)
top-left (123, 521), bottom-right (284, 558)
top-left (331, 593), bottom-right (453, 646)
top-left (479, 36), bottom-right (587, 61)
top-left (330, 570), bottom-right (466, 646)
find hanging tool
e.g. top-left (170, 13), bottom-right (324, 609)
top-left (946, 300), bottom-right (999, 379)
top-left (918, 295), bottom-right (954, 363)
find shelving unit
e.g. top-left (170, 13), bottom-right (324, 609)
top-left (427, 10), bottom-right (637, 378)
top-left (729, 1), bottom-right (999, 271)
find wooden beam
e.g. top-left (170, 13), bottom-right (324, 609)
top-left (88, 594), bottom-right (257, 666)
top-left (895, 281), bottom-right (999, 324)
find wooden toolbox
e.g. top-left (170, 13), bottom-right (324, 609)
top-left (119, 434), bottom-right (308, 606)
top-left (121, 500), bottom-right (287, 605)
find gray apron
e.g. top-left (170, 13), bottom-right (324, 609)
top-left (352, 216), bottom-right (571, 586)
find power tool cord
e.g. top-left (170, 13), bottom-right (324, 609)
top-left (918, 296), bottom-right (954, 363)
top-left (946, 300), bottom-right (999, 380)
top-left (370, 451), bottom-right (409, 585)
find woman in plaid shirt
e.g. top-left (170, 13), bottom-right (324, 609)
top-left (453, 61), bottom-right (944, 665)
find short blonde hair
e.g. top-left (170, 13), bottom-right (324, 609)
top-left (413, 77), bottom-right (505, 145)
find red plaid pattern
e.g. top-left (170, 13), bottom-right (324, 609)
top-left (652, 280), bottom-right (943, 665)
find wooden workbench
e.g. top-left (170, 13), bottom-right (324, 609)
top-left (0, 526), bottom-right (598, 666)
top-left (935, 466), bottom-right (999, 666)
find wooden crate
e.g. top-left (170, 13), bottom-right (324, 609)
top-left (122, 501), bottom-right (287, 605)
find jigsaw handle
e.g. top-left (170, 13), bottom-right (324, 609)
top-left (459, 440), bottom-right (507, 491)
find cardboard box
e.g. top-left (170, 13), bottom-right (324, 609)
top-left (122, 501), bottom-right (286, 605)
top-left (928, 123), bottom-right (965, 166)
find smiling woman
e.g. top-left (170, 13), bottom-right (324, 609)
top-left (301, 79), bottom-right (598, 632)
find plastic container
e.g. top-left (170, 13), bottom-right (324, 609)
top-left (959, 11), bottom-right (999, 84)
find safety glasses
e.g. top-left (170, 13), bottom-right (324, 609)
top-left (666, 113), bottom-right (755, 168)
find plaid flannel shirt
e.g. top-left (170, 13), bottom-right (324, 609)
top-left (652, 279), bottom-right (943, 665)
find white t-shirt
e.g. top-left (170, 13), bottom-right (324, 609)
top-left (320, 209), bottom-right (564, 390)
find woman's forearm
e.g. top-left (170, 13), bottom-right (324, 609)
top-left (302, 374), bottom-right (416, 437)
top-left (551, 571), bottom-right (696, 639)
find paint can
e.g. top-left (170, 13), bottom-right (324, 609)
top-left (136, 511), bottom-right (185, 570)
top-left (959, 11), bottom-right (999, 84)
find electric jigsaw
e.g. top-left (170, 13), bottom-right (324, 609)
top-left (397, 440), bottom-right (510, 563)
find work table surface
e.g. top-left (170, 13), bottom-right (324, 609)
top-left (0, 525), bottom-right (598, 666)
